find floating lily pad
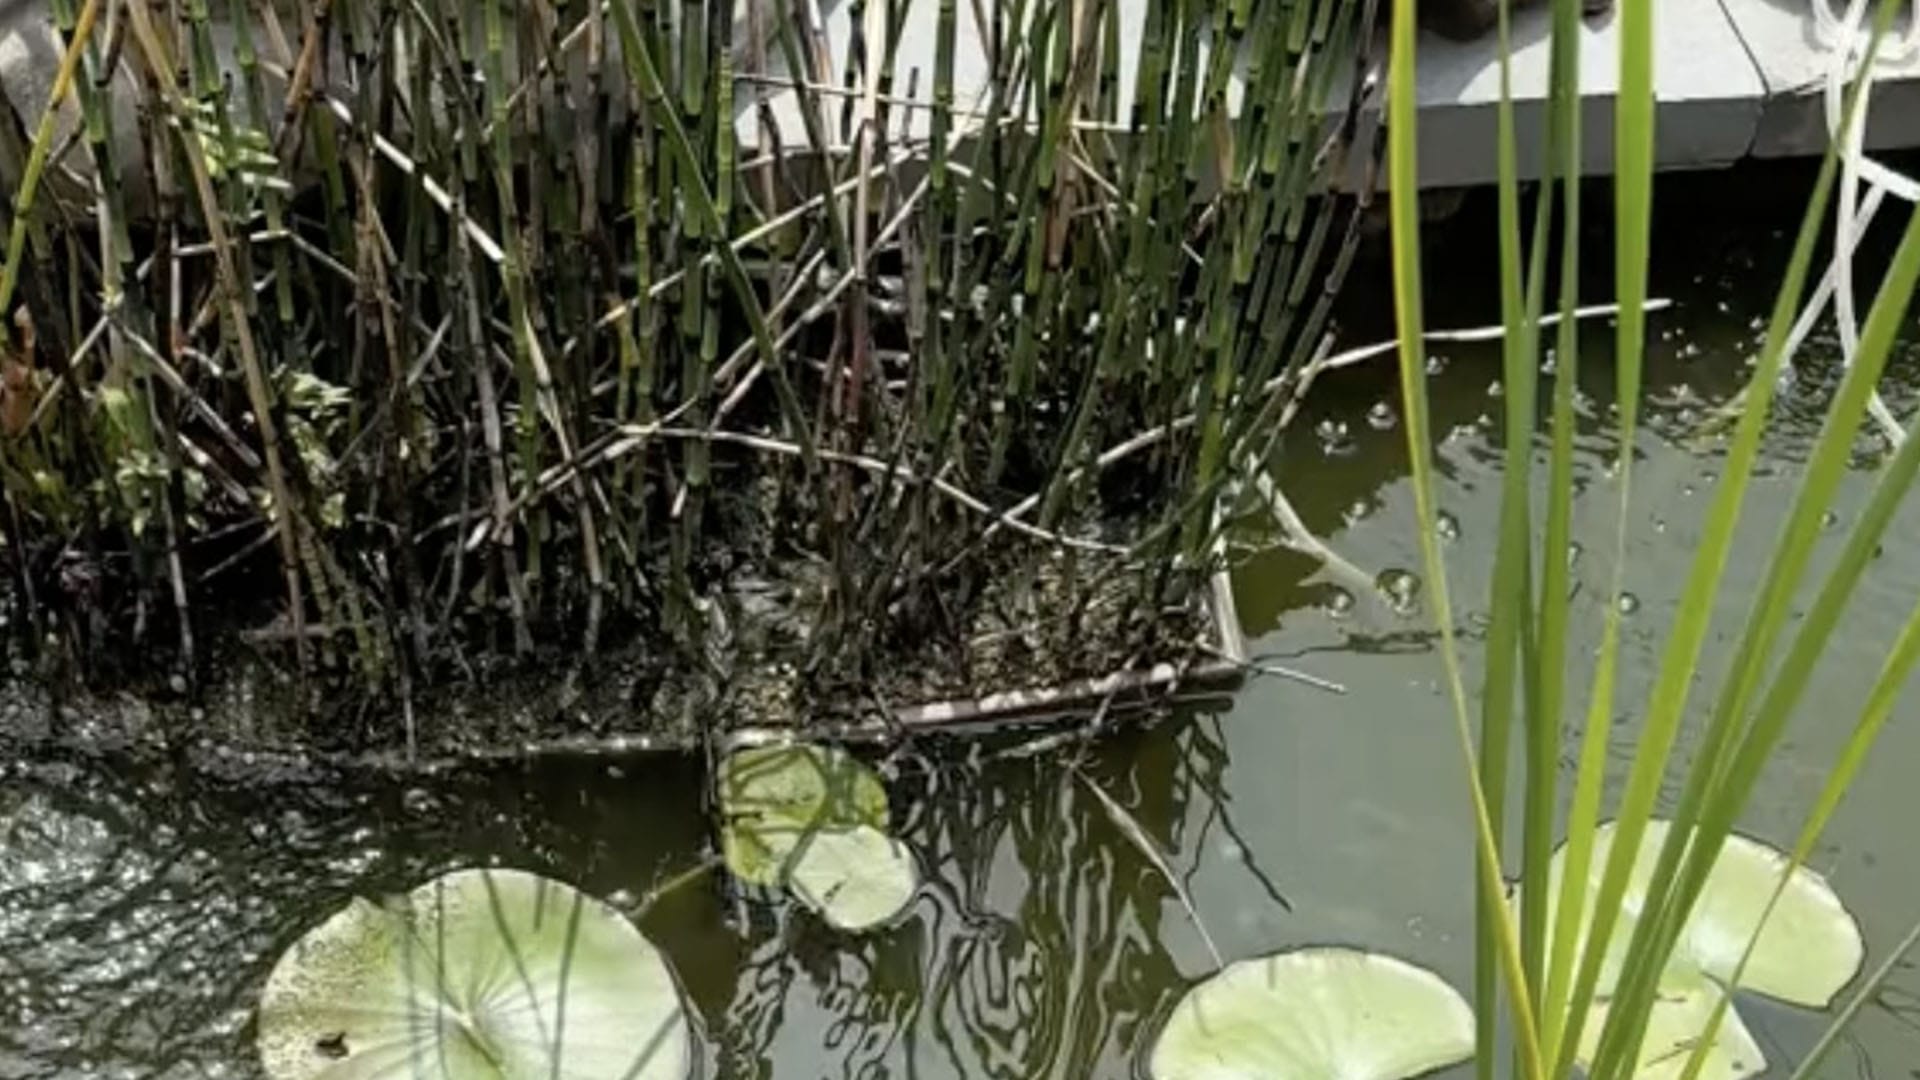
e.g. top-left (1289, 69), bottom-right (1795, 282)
top-left (785, 825), bottom-right (919, 932)
top-left (257, 868), bottom-right (690, 1079)
top-left (1545, 820), bottom-right (1864, 1004)
top-left (719, 744), bottom-right (889, 888)
top-left (1149, 947), bottom-right (1474, 1080)
top-left (1540, 820), bottom-right (1863, 1079)
top-left (1579, 971), bottom-right (1767, 1080)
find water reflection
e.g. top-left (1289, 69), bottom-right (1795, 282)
top-left (0, 705), bottom-right (1274, 1079)
top-left (703, 714), bottom-right (1269, 1078)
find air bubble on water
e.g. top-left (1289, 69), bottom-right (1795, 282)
top-left (1317, 418), bottom-right (1355, 457)
top-left (1821, 510), bottom-right (1840, 531)
top-left (1487, 379), bottom-right (1505, 398)
top-left (1367, 401), bottom-right (1398, 430)
top-left (1617, 592), bottom-right (1641, 616)
top-left (1567, 540), bottom-right (1583, 567)
top-left (1426, 354), bottom-right (1449, 376)
top-left (1344, 498), bottom-right (1374, 526)
top-left (1653, 518), bottom-right (1667, 534)
top-left (1376, 568), bottom-right (1422, 615)
top-left (1541, 350), bottom-right (1557, 376)
top-left (1436, 511), bottom-right (1460, 542)
top-left (402, 787), bottom-right (438, 815)
top-left (1324, 587), bottom-right (1356, 618)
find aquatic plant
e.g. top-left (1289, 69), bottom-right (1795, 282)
top-left (719, 741), bottom-right (917, 930)
top-left (0, 0), bottom-right (1376, 747)
top-left (1149, 947), bottom-right (1474, 1079)
top-left (1382, 0), bottom-right (1920, 1077)
top-left (257, 867), bottom-right (691, 1078)
top-left (1534, 821), bottom-right (1864, 1079)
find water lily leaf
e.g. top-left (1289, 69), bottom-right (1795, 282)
top-left (1546, 820), bottom-right (1863, 1006)
top-left (1681, 827), bottom-right (1863, 1007)
top-left (785, 824), bottom-right (919, 932)
top-left (1538, 820), bottom-right (1863, 1080)
top-left (257, 868), bottom-right (690, 1080)
top-left (719, 744), bottom-right (888, 888)
top-left (1578, 972), bottom-right (1766, 1080)
top-left (1148, 947), bottom-right (1474, 1080)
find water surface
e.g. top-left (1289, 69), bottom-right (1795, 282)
top-left (6, 167), bottom-right (1920, 1077)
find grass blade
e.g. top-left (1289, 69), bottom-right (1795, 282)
top-left (1386, 2), bottom-right (1544, 1074)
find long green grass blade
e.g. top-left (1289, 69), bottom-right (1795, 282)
top-left (1387, 3), bottom-right (1544, 1075)
top-left (1594, 17), bottom-right (1908, 1044)
top-left (1679, 494), bottom-right (1920, 1080)
top-left (1563, 10), bottom-right (1887, 1077)
top-left (1648, 179), bottom-right (1920, 1018)
top-left (1524, 0), bottom-right (1587, 1035)
top-left (1541, 6), bottom-right (1657, 1059)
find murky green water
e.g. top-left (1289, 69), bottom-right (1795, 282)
top-left (7, 166), bottom-right (1920, 1077)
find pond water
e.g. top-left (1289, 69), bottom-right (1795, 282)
top-left (6, 163), bottom-right (1920, 1078)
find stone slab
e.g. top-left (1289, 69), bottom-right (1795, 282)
top-left (1375, 0), bottom-right (1764, 187)
top-left (730, 0), bottom-right (1920, 188)
top-left (1717, 0), bottom-right (1920, 157)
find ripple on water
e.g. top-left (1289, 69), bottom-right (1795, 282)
top-left (0, 761), bottom-right (401, 1078)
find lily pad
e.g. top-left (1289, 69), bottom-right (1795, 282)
top-left (1545, 820), bottom-right (1863, 1005)
top-left (257, 868), bottom-right (690, 1079)
top-left (719, 744), bottom-right (889, 888)
top-left (785, 825), bottom-right (919, 932)
top-left (1578, 971), bottom-right (1767, 1080)
top-left (1540, 820), bottom-right (1863, 1080)
top-left (1149, 947), bottom-right (1474, 1080)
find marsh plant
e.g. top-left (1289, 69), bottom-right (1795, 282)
top-left (1380, 0), bottom-right (1920, 1077)
top-left (0, 0), bottom-right (1377, 749)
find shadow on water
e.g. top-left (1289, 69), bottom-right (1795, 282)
top-left (7, 155), bottom-right (1920, 1077)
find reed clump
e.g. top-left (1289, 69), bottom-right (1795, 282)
top-left (0, 0), bottom-right (1374, 754)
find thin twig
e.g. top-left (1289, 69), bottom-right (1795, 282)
top-left (466, 423), bottom-right (1127, 555)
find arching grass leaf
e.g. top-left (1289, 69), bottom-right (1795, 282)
top-left (257, 868), bottom-right (690, 1080)
top-left (1149, 947), bottom-right (1474, 1080)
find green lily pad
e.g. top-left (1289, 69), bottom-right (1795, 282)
top-left (785, 825), bottom-right (919, 932)
top-left (1540, 820), bottom-right (1863, 1080)
top-left (1579, 971), bottom-right (1767, 1080)
top-left (719, 744), bottom-right (889, 888)
top-left (1545, 820), bottom-right (1864, 1004)
top-left (1149, 947), bottom-right (1474, 1080)
top-left (257, 868), bottom-right (690, 1079)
